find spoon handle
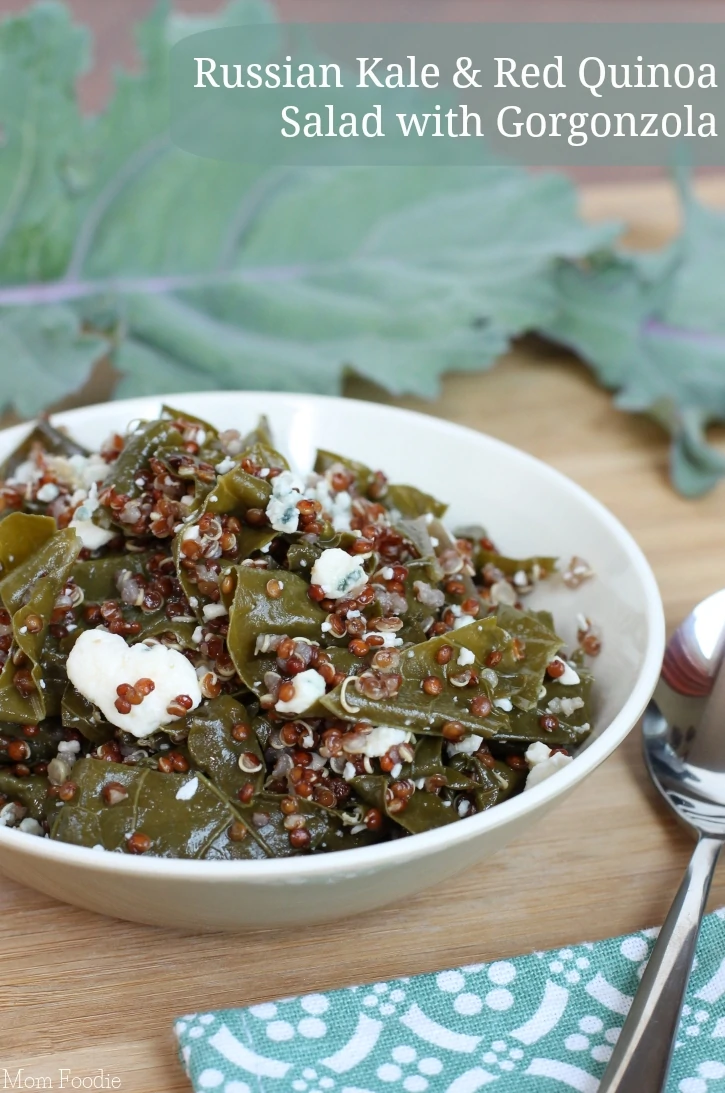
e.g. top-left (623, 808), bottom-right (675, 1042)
top-left (598, 835), bottom-right (723, 1093)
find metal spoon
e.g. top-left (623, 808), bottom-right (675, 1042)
top-left (598, 589), bottom-right (725, 1092)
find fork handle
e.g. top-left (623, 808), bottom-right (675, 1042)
top-left (598, 835), bottom-right (723, 1093)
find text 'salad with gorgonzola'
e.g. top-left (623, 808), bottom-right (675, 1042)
top-left (0, 409), bottom-right (599, 858)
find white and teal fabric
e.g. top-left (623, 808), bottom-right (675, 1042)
top-left (174, 909), bottom-right (725, 1093)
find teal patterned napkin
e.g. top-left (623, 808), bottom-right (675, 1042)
top-left (174, 909), bottom-right (725, 1093)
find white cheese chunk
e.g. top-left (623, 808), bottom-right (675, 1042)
top-left (36, 482), bottom-right (60, 503)
top-left (310, 548), bottom-right (368, 599)
top-left (265, 470), bottom-right (305, 533)
top-left (326, 491), bottom-right (352, 533)
top-left (76, 453), bottom-right (110, 489)
top-left (202, 603), bottom-right (228, 621)
top-left (66, 630), bottom-right (202, 738)
top-left (58, 739), bottom-right (81, 755)
top-left (447, 733), bottom-right (483, 756)
top-left (70, 518), bottom-right (115, 551)
top-left (308, 476), bottom-right (353, 533)
top-left (47, 452), bottom-right (110, 491)
top-left (57, 739), bottom-right (80, 770)
top-left (0, 803), bottom-right (20, 826)
top-left (215, 457), bottom-right (236, 474)
top-left (546, 696), bottom-right (585, 718)
top-left (453, 614), bottom-right (477, 630)
top-left (524, 748), bottom-right (573, 791)
top-left (7, 458), bottom-right (43, 488)
top-left (264, 470), bottom-right (353, 535)
top-left (275, 668), bottom-right (326, 715)
top-left (550, 656), bottom-right (581, 686)
top-left (350, 727), bottom-right (413, 757)
top-left (176, 777), bottom-right (199, 801)
top-left (457, 646), bottom-right (476, 666)
top-left (525, 741), bottom-right (552, 768)
top-left (69, 483), bottom-right (115, 550)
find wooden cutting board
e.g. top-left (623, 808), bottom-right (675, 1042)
top-left (2, 177), bottom-right (725, 1092)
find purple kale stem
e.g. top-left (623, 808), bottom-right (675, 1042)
top-left (0, 266), bottom-right (312, 308)
top-left (643, 317), bottom-right (725, 349)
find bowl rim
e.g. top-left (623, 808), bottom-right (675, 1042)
top-left (0, 390), bottom-right (665, 880)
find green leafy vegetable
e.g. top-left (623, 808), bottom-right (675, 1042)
top-left (0, 308), bottom-right (108, 417)
top-left (321, 618), bottom-right (509, 739)
top-left (51, 758), bottom-right (373, 857)
top-left (51, 758), bottom-right (267, 859)
top-left (542, 172), bottom-right (725, 497)
top-left (228, 567), bottom-right (325, 693)
top-left (0, 770), bottom-right (51, 821)
top-left (0, 527), bottom-right (80, 722)
top-left (386, 484), bottom-right (447, 521)
top-left (0, 721), bottom-right (65, 764)
top-left (4, 1), bottom-right (721, 495)
top-left (474, 549), bottom-right (557, 582)
top-left (352, 774), bottom-right (459, 834)
top-left (493, 604), bottom-right (563, 712)
top-left (0, 402), bottom-right (597, 855)
top-left (0, 1), bottom-right (612, 415)
top-left (61, 684), bottom-right (114, 745)
top-left (101, 419), bottom-right (184, 504)
top-left (313, 449), bottom-right (374, 493)
top-left (185, 695), bottom-right (264, 798)
top-left (71, 552), bottom-right (152, 603)
top-left (0, 419), bottom-right (88, 480)
top-left (0, 512), bottom-right (57, 575)
top-left (1, 2), bottom-right (724, 495)
top-left (205, 464), bottom-right (271, 518)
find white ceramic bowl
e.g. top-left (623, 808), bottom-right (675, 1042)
top-left (0, 392), bottom-right (664, 930)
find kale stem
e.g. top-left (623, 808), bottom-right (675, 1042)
top-left (0, 265), bottom-right (314, 308)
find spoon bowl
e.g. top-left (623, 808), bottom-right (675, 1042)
top-left (644, 588), bottom-right (725, 835)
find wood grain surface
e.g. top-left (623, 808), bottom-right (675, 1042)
top-left (2, 178), bottom-right (725, 1091)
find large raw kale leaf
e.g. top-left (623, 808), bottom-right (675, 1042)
top-left (541, 172), bottom-right (725, 497)
top-left (1, 2), bottom-right (724, 496)
top-left (0, 2), bottom-right (612, 408)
